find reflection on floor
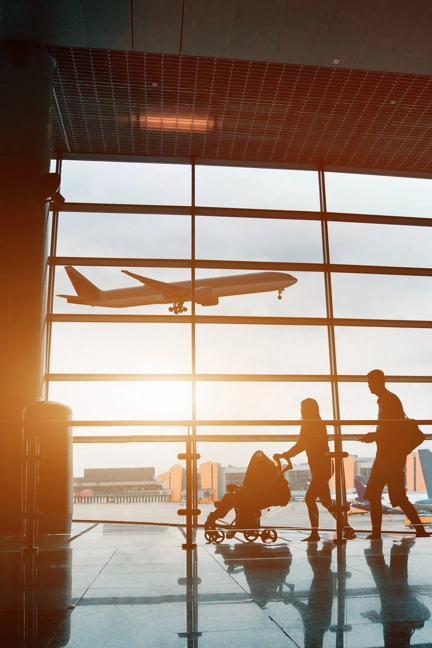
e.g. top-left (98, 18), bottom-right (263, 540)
top-left (1, 524), bottom-right (432, 647)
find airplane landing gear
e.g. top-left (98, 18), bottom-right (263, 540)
top-left (277, 290), bottom-right (283, 300)
top-left (169, 302), bottom-right (188, 314)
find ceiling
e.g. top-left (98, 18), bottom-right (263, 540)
top-left (3, 0), bottom-right (432, 173)
top-left (5, 0), bottom-right (432, 75)
top-left (50, 46), bottom-right (432, 174)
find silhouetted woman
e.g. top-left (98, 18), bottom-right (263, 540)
top-left (274, 398), bottom-right (356, 542)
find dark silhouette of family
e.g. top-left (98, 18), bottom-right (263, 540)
top-left (274, 369), bottom-right (429, 541)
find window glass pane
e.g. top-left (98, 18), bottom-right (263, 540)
top-left (325, 172), bottom-right (432, 217)
top-left (196, 166), bottom-right (319, 210)
top-left (339, 382), bottom-right (432, 423)
top-left (61, 161), bottom-right (191, 204)
top-left (194, 270), bottom-right (326, 317)
top-left (48, 381), bottom-right (191, 420)
top-left (196, 325), bottom-right (330, 374)
top-left (50, 323), bottom-right (191, 373)
top-left (328, 222), bottom-right (432, 267)
top-left (53, 266), bottom-right (192, 315)
top-left (56, 212), bottom-right (191, 259)
top-left (335, 327), bottom-right (432, 375)
top-left (197, 382), bottom-right (333, 421)
top-left (196, 217), bottom-right (323, 262)
top-left (72, 441), bottom-right (184, 488)
top-left (332, 274), bottom-right (432, 320)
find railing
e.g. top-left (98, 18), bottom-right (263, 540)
top-left (18, 417), bottom-right (432, 549)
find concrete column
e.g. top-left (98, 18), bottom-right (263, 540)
top-left (0, 43), bottom-right (55, 534)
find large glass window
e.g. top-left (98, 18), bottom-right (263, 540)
top-left (60, 161), bottom-right (191, 204)
top-left (328, 222), bottom-right (432, 267)
top-left (196, 166), bottom-right (320, 210)
top-left (47, 161), bottom-right (432, 530)
top-left (325, 172), bottom-right (432, 218)
top-left (196, 217), bottom-right (323, 262)
top-left (56, 212), bottom-right (191, 259)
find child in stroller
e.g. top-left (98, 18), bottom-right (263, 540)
top-left (204, 450), bottom-right (292, 543)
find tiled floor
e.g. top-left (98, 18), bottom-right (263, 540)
top-left (1, 524), bottom-right (432, 647)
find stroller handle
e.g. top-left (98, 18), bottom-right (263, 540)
top-left (275, 456), bottom-right (293, 473)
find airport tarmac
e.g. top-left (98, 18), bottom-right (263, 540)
top-left (73, 501), bottom-right (417, 536)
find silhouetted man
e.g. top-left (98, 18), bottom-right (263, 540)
top-left (360, 369), bottom-right (429, 539)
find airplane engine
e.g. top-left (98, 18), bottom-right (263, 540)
top-left (194, 286), bottom-right (219, 307)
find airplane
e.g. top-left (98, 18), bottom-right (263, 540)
top-left (58, 266), bottom-right (298, 313)
top-left (410, 448), bottom-right (432, 513)
top-left (349, 476), bottom-right (405, 516)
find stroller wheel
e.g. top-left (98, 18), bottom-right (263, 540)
top-left (261, 529), bottom-right (278, 543)
top-left (205, 530), bottom-right (225, 544)
top-left (244, 530), bottom-right (259, 542)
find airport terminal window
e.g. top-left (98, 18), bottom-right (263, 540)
top-left (335, 327), bottom-right (432, 376)
top-left (195, 216), bottom-right (323, 263)
top-left (60, 160), bottom-right (191, 205)
top-left (56, 213), bottom-right (191, 260)
top-left (328, 221), bottom-right (432, 268)
top-left (195, 166), bottom-right (320, 210)
top-left (325, 171), bottom-right (432, 218)
top-left (196, 382), bottom-right (333, 421)
top-left (331, 274), bottom-right (432, 320)
top-left (195, 325), bottom-right (330, 375)
top-left (48, 381), bottom-right (193, 421)
top-left (47, 159), bottom-right (432, 525)
top-left (50, 323), bottom-right (191, 373)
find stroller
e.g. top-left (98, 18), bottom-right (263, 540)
top-left (204, 450), bottom-right (292, 544)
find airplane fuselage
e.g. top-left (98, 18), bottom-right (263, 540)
top-left (63, 271), bottom-right (297, 308)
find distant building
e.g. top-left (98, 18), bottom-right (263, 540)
top-left (73, 467), bottom-right (169, 503)
top-left (158, 465), bottom-right (185, 502)
top-left (76, 451), bottom-right (427, 505)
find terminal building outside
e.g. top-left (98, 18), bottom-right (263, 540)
top-left (74, 450), bottom-right (427, 504)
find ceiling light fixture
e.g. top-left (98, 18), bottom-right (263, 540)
top-left (139, 111), bottom-right (214, 133)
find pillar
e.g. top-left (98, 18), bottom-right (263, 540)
top-left (0, 43), bottom-right (55, 534)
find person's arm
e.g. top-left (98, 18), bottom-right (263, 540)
top-left (274, 429), bottom-right (306, 461)
top-left (358, 432), bottom-right (377, 444)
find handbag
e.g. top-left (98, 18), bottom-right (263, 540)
top-left (402, 415), bottom-right (426, 454)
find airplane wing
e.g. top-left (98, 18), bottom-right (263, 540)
top-left (121, 270), bottom-right (190, 300)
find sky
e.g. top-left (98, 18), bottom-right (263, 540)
top-left (47, 161), bottom-right (432, 476)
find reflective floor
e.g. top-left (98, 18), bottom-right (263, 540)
top-left (1, 524), bottom-right (432, 647)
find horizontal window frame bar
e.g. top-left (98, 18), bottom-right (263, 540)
top-left (48, 314), bottom-right (432, 327)
top-left (69, 433), bottom-right (432, 443)
top-left (48, 257), bottom-right (432, 278)
top-left (14, 419), bottom-right (432, 427)
top-left (55, 152), bottom-right (432, 180)
top-left (54, 203), bottom-right (432, 228)
top-left (45, 373), bottom-right (432, 383)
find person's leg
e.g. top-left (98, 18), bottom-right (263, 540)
top-left (304, 481), bottom-right (320, 541)
top-left (368, 495), bottom-right (383, 539)
top-left (364, 460), bottom-right (386, 540)
top-left (388, 464), bottom-right (430, 538)
top-left (399, 497), bottom-right (430, 537)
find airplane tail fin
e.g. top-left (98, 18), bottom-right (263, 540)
top-left (354, 476), bottom-right (367, 501)
top-left (65, 266), bottom-right (101, 299)
top-left (418, 449), bottom-right (432, 499)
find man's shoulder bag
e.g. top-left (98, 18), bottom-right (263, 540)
top-left (402, 415), bottom-right (426, 455)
